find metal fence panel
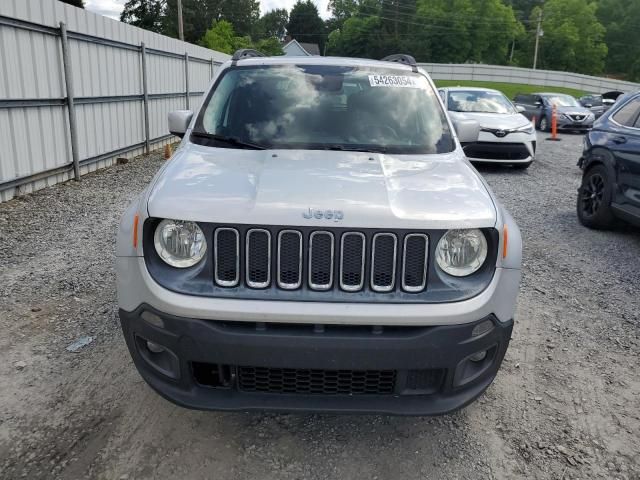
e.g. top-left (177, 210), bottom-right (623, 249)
top-left (421, 63), bottom-right (640, 93)
top-left (0, 0), bottom-right (228, 203)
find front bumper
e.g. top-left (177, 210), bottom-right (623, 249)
top-left (557, 119), bottom-right (593, 130)
top-left (120, 305), bottom-right (513, 415)
top-left (462, 141), bottom-right (535, 163)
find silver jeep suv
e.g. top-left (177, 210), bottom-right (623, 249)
top-left (116, 51), bottom-right (522, 415)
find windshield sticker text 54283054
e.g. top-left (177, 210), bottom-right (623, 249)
top-left (368, 75), bottom-right (421, 88)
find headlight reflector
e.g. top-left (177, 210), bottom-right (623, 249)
top-left (436, 229), bottom-right (488, 277)
top-left (516, 123), bottom-right (535, 135)
top-left (154, 219), bottom-right (207, 268)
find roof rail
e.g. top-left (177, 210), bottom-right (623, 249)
top-left (231, 49), bottom-right (265, 63)
top-left (380, 54), bottom-right (418, 72)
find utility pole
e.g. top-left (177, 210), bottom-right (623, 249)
top-left (177, 0), bottom-right (184, 41)
top-left (510, 39), bottom-right (516, 63)
top-left (533, 9), bottom-right (543, 69)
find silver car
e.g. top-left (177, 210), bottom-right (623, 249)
top-left (116, 51), bottom-right (522, 415)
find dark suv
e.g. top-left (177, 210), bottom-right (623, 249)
top-left (577, 92), bottom-right (640, 228)
top-left (578, 94), bottom-right (607, 118)
top-left (514, 93), bottom-right (594, 132)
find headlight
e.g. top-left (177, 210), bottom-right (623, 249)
top-left (436, 229), bottom-right (488, 277)
top-left (154, 219), bottom-right (207, 268)
top-left (516, 123), bottom-right (535, 135)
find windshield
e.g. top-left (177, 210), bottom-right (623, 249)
top-left (194, 65), bottom-right (453, 154)
top-left (542, 94), bottom-right (579, 107)
top-left (447, 90), bottom-right (516, 114)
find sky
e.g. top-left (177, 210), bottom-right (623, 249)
top-left (84, 0), bottom-right (331, 21)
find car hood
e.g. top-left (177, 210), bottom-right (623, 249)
top-left (555, 105), bottom-right (593, 116)
top-left (448, 111), bottom-right (531, 130)
top-left (147, 144), bottom-right (497, 229)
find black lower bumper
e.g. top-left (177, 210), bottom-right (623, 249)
top-left (119, 305), bottom-right (513, 415)
top-left (462, 142), bottom-right (532, 161)
top-left (558, 123), bottom-right (592, 131)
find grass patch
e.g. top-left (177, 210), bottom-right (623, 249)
top-left (434, 80), bottom-right (586, 100)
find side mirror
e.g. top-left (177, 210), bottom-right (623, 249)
top-left (534, 101), bottom-right (543, 108)
top-left (584, 103), bottom-right (593, 108)
top-left (516, 105), bottom-right (526, 113)
top-left (452, 118), bottom-right (480, 144)
top-left (168, 110), bottom-right (194, 138)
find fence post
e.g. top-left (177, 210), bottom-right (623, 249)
top-left (141, 42), bottom-right (150, 154)
top-left (59, 22), bottom-right (81, 181)
top-left (184, 52), bottom-right (190, 110)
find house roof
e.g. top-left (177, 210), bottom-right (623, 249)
top-left (299, 42), bottom-right (320, 56)
top-left (283, 39), bottom-right (321, 56)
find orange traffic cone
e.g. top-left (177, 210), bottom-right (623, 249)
top-left (546, 104), bottom-right (562, 142)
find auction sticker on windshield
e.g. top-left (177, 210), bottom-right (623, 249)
top-left (369, 75), bottom-right (421, 88)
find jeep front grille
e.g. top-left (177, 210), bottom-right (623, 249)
top-left (402, 234), bottom-right (429, 292)
top-left (309, 231), bottom-right (334, 290)
top-left (371, 233), bottom-right (397, 292)
top-left (212, 227), bottom-right (430, 294)
top-left (277, 230), bottom-right (303, 289)
top-left (214, 228), bottom-right (239, 287)
top-left (246, 229), bottom-right (270, 288)
top-left (340, 232), bottom-right (366, 291)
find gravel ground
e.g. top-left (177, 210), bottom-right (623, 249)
top-left (0, 134), bottom-right (639, 480)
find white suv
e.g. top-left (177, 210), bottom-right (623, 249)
top-left (439, 87), bottom-right (537, 169)
top-left (116, 51), bottom-right (522, 415)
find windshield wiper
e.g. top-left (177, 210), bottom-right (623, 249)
top-left (323, 144), bottom-right (388, 154)
top-left (191, 131), bottom-right (267, 150)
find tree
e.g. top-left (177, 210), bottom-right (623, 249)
top-left (255, 37), bottom-right (284, 56)
top-left (326, 15), bottom-right (385, 59)
top-left (597, 0), bottom-right (640, 81)
top-left (255, 9), bottom-right (289, 41)
top-left (221, 0), bottom-right (260, 37)
top-left (328, 0), bottom-right (359, 29)
top-left (505, 0), bottom-right (541, 20)
top-left (161, 0), bottom-right (259, 43)
top-left (120, 0), bottom-right (165, 34)
top-left (200, 20), bottom-right (240, 54)
top-left (520, 0), bottom-right (607, 75)
top-left (199, 20), bottom-right (283, 56)
top-left (163, 0), bottom-right (213, 42)
top-left (287, 1), bottom-right (327, 52)
top-left (59, 0), bottom-right (84, 7)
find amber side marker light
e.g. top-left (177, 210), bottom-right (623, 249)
top-left (502, 224), bottom-right (509, 259)
top-left (133, 214), bottom-right (140, 248)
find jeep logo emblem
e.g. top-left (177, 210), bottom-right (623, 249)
top-left (303, 208), bottom-right (344, 222)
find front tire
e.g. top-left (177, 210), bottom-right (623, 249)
top-left (538, 116), bottom-right (550, 132)
top-left (577, 165), bottom-right (616, 229)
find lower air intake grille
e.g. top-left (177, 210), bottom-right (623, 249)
top-left (238, 366), bottom-right (397, 395)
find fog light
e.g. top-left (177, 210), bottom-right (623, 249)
top-left (147, 341), bottom-right (165, 353)
top-left (470, 350), bottom-right (487, 362)
top-left (141, 311), bottom-right (164, 328)
top-left (472, 319), bottom-right (494, 338)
